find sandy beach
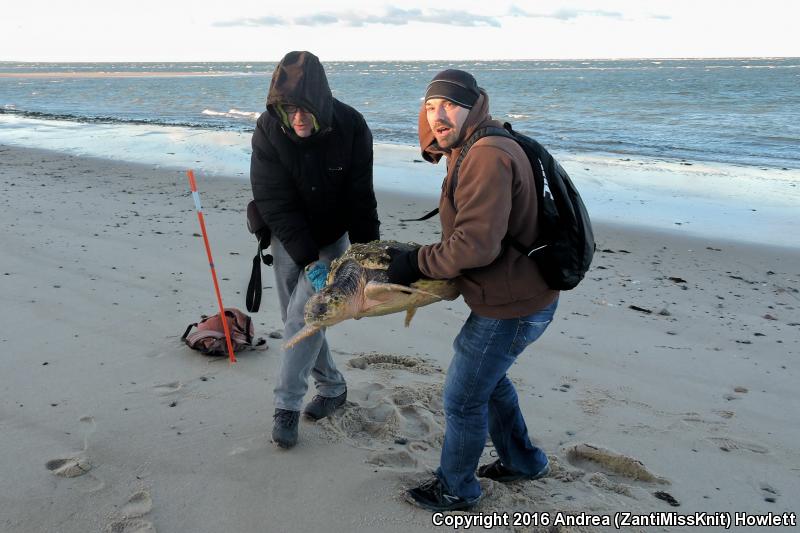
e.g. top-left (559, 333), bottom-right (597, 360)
top-left (1, 144), bottom-right (798, 532)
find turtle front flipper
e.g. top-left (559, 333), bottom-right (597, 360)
top-left (283, 324), bottom-right (321, 349)
top-left (363, 282), bottom-right (441, 301)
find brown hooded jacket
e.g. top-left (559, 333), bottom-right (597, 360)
top-left (416, 91), bottom-right (559, 318)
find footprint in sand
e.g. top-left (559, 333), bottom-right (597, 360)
top-left (107, 490), bottom-right (155, 532)
top-left (366, 450), bottom-right (418, 469)
top-left (398, 406), bottom-right (434, 439)
top-left (153, 381), bottom-right (182, 395)
top-left (348, 382), bottom-right (386, 404)
top-left (106, 519), bottom-right (156, 533)
top-left (566, 443), bottom-right (669, 484)
top-left (760, 483), bottom-right (779, 503)
top-left (588, 472), bottom-right (633, 496)
top-left (120, 490), bottom-right (153, 519)
top-left (46, 415), bottom-right (97, 477)
top-left (708, 437), bottom-right (769, 454)
top-left (323, 382), bottom-right (444, 447)
top-left (330, 403), bottom-right (400, 441)
top-left (681, 413), bottom-right (726, 427)
top-left (548, 455), bottom-right (585, 482)
top-left (390, 384), bottom-right (443, 413)
top-left (46, 456), bottom-right (92, 477)
top-left (347, 353), bottom-right (440, 375)
top-left (79, 415), bottom-right (96, 445)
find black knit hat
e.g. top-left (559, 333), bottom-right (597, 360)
top-left (424, 69), bottom-right (480, 109)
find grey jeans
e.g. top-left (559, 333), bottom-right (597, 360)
top-left (271, 234), bottom-right (349, 412)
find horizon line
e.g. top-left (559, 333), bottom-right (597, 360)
top-left (1, 56), bottom-right (799, 64)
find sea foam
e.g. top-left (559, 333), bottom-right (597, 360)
top-left (202, 109), bottom-right (260, 121)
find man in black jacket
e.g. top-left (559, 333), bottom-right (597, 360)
top-left (251, 51), bottom-right (380, 449)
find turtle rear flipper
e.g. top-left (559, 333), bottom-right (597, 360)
top-left (404, 307), bottom-right (417, 327)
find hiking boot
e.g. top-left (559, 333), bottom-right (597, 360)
top-left (272, 409), bottom-right (300, 449)
top-left (405, 476), bottom-right (480, 512)
top-left (303, 389), bottom-right (347, 421)
top-left (477, 459), bottom-right (550, 483)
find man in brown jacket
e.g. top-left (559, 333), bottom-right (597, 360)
top-left (387, 69), bottom-right (559, 511)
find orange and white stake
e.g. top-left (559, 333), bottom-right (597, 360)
top-left (186, 169), bottom-right (236, 363)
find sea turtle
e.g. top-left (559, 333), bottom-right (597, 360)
top-left (284, 240), bottom-right (459, 348)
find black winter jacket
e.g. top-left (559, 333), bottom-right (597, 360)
top-left (250, 51), bottom-right (380, 266)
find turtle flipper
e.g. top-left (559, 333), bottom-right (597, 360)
top-left (404, 307), bottom-right (417, 327)
top-left (283, 324), bottom-right (321, 349)
top-left (364, 282), bottom-right (441, 301)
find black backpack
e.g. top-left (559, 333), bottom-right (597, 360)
top-left (407, 122), bottom-right (595, 290)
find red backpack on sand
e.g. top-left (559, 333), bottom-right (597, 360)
top-left (182, 308), bottom-right (265, 356)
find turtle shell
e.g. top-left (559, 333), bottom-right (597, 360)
top-left (283, 240), bottom-right (459, 348)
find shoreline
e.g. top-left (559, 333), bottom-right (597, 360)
top-left (1, 113), bottom-right (798, 248)
top-left (5, 140), bottom-right (795, 256)
top-left (2, 110), bottom-right (798, 171)
top-left (1, 144), bottom-right (798, 532)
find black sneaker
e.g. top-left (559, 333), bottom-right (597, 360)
top-left (272, 409), bottom-right (300, 449)
top-left (477, 459), bottom-right (550, 483)
top-left (303, 389), bottom-right (347, 421)
top-left (405, 476), bottom-right (480, 512)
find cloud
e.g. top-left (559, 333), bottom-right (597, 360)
top-left (214, 7), bottom-right (500, 28)
top-left (556, 8), bottom-right (624, 20)
top-left (427, 9), bottom-right (500, 27)
top-left (212, 5), bottom-right (666, 29)
top-left (349, 7), bottom-right (425, 27)
top-left (294, 13), bottom-right (340, 26)
top-left (213, 16), bottom-right (285, 27)
top-left (509, 5), bottom-right (624, 20)
top-left (508, 6), bottom-right (672, 22)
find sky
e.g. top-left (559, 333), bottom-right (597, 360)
top-left (2, 0), bottom-right (799, 62)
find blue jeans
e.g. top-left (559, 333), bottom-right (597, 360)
top-left (436, 299), bottom-right (558, 500)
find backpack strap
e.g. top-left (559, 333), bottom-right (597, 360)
top-left (181, 322), bottom-right (198, 341)
top-left (448, 126), bottom-right (514, 203)
top-left (239, 314), bottom-right (267, 347)
top-left (402, 124), bottom-right (539, 256)
top-left (242, 314), bottom-right (254, 345)
top-left (246, 248), bottom-right (262, 313)
top-left (502, 237), bottom-right (549, 258)
top-left (400, 207), bottom-right (439, 222)
top-left (400, 126), bottom-right (514, 222)
top-left (246, 238), bottom-right (273, 313)
top-left (450, 124), bottom-right (549, 258)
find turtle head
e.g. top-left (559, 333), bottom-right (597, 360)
top-left (284, 287), bottom-right (348, 350)
top-left (304, 288), bottom-right (345, 326)
top-left (303, 259), bottom-right (363, 327)
top-left (307, 298), bottom-right (330, 320)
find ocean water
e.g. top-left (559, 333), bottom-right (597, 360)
top-left (1, 58), bottom-right (799, 169)
top-left (1, 59), bottom-right (798, 247)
